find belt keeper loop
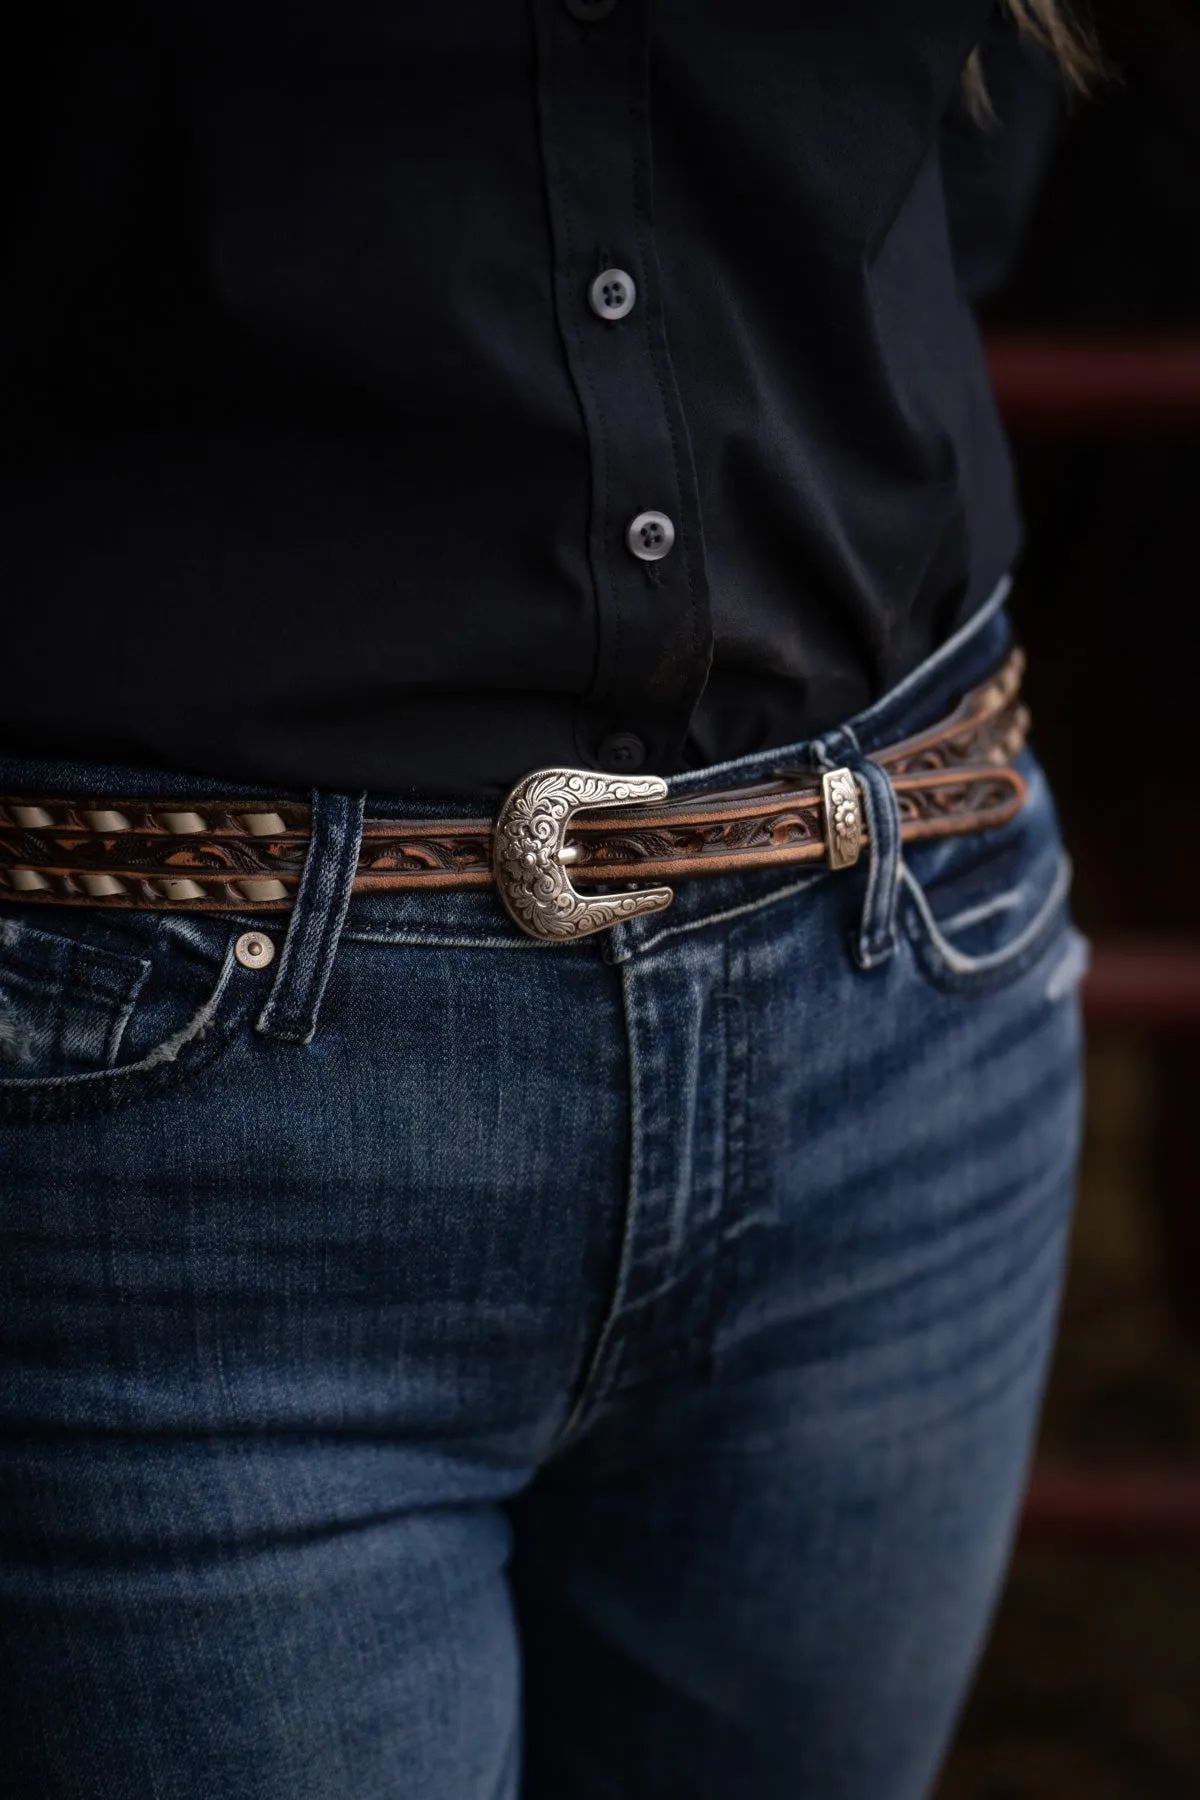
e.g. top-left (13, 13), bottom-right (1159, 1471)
top-left (850, 759), bottom-right (901, 970)
top-left (255, 790), bottom-right (365, 1045)
top-left (810, 725), bottom-right (900, 972)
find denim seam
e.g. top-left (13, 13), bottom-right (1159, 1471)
top-left (549, 955), bottom-right (646, 1445)
top-left (898, 852), bottom-right (1074, 996)
top-left (615, 872), bottom-right (827, 959)
top-left (0, 943), bottom-right (252, 1125)
top-left (340, 928), bottom-right (556, 953)
top-left (103, 955), bottom-right (153, 1067)
top-left (256, 792), bottom-right (365, 1045)
top-left (852, 760), bottom-right (902, 970)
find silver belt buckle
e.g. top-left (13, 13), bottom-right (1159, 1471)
top-left (493, 769), bottom-right (674, 942)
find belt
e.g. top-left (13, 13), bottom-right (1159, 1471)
top-left (0, 649), bottom-right (1029, 942)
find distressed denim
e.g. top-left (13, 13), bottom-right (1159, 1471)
top-left (0, 590), bottom-right (1085, 1800)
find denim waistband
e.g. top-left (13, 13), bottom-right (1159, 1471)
top-left (0, 578), bottom-right (1015, 1037)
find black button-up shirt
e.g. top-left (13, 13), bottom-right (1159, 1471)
top-left (0, 2), bottom-right (1055, 798)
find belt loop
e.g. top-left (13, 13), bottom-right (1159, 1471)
top-left (850, 759), bottom-right (901, 970)
top-left (255, 790), bottom-right (366, 1045)
top-left (810, 725), bottom-right (900, 972)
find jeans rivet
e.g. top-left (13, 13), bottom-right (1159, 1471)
top-left (235, 931), bottom-right (276, 970)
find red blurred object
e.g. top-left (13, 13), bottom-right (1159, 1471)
top-left (1023, 1468), bottom-right (1200, 1540)
top-left (1017, 947), bottom-right (1200, 1542)
top-left (1082, 942), bottom-right (1200, 1027)
top-left (986, 333), bottom-right (1200, 428)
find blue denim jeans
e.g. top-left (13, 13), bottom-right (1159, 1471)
top-left (0, 590), bottom-right (1085, 1800)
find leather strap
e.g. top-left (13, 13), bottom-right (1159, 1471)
top-left (0, 650), bottom-right (1029, 912)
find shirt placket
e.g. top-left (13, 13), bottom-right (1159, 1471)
top-left (532, 0), bottom-right (712, 775)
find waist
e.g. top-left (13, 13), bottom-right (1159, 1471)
top-left (0, 587), bottom-right (1022, 945)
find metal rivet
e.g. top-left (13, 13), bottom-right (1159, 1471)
top-left (234, 931), bottom-right (276, 969)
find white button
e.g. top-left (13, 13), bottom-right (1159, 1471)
top-left (626, 511), bottom-right (676, 562)
top-left (588, 267), bottom-right (637, 322)
top-left (234, 931), bottom-right (276, 970)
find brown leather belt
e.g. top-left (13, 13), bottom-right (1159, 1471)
top-left (0, 650), bottom-right (1029, 942)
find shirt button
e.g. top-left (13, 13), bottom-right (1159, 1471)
top-left (626, 511), bottom-right (675, 562)
top-left (565, 0), bottom-right (618, 18)
top-left (588, 267), bottom-right (637, 322)
top-left (597, 732), bottom-right (647, 772)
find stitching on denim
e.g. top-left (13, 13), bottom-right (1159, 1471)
top-left (0, 942), bottom-right (249, 1124)
top-left (899, 851), bottom-right (1073, 982)
top-left (340, 928), bottom-right (555, 953)
top-left (808, 722), bottom-right (859, 777)
top-left (256, 794), bottom-right (364, 1044)
top-left (550, 950), bottom-right (645, 1445)
top-left (854, 760), bottom-right (900, 969)
top-left (938, 888), bottom-right (1026, 936)
top-left (292, 804), bottom-right (363, 1029)
top-left (103, 955), bottom-right (152, 1067)
top-left (629, 872), bottom-right (825, 955)
top-left (0, 1021), bottom-right (241, 1126)
top-left (255, 879), bottom-right (319, 1037)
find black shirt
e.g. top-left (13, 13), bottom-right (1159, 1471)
top-left (0, 2), bottom-right (1056, 799)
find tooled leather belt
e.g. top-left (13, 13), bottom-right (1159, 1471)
top-left (0, 649), bottom-right (1029, 942)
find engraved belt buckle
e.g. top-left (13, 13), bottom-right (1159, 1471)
top-left (493, 769), bottom-right (675, 942)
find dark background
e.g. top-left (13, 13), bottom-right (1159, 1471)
top-left (936, 3), bottom-right (1200, 1793)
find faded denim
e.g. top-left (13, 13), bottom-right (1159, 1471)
top-left (0, 592), bottom-right (1085, 1799)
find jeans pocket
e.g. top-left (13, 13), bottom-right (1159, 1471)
top-left (898, 754), bottom-right (1081, 1001)
top-left (0, 914), bottom-right (150, 1077)
top-left (0, 903), bottom-right (262, 1124)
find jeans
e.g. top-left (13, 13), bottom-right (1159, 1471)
top-left (0, 590), bottom-right (1085, 1800)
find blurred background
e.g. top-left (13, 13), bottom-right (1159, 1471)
top-left (936, 3), bottom-right (1200, 1793)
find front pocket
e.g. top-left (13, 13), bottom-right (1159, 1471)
top-left (900, 848), bottom-right (1074, 998)
top-left (0, 908), bottom-right (265, 1125)
top-left (897, 754), bottom-right (1078, 1000)
top-left (0, 915), bottom-right (150, 1077)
